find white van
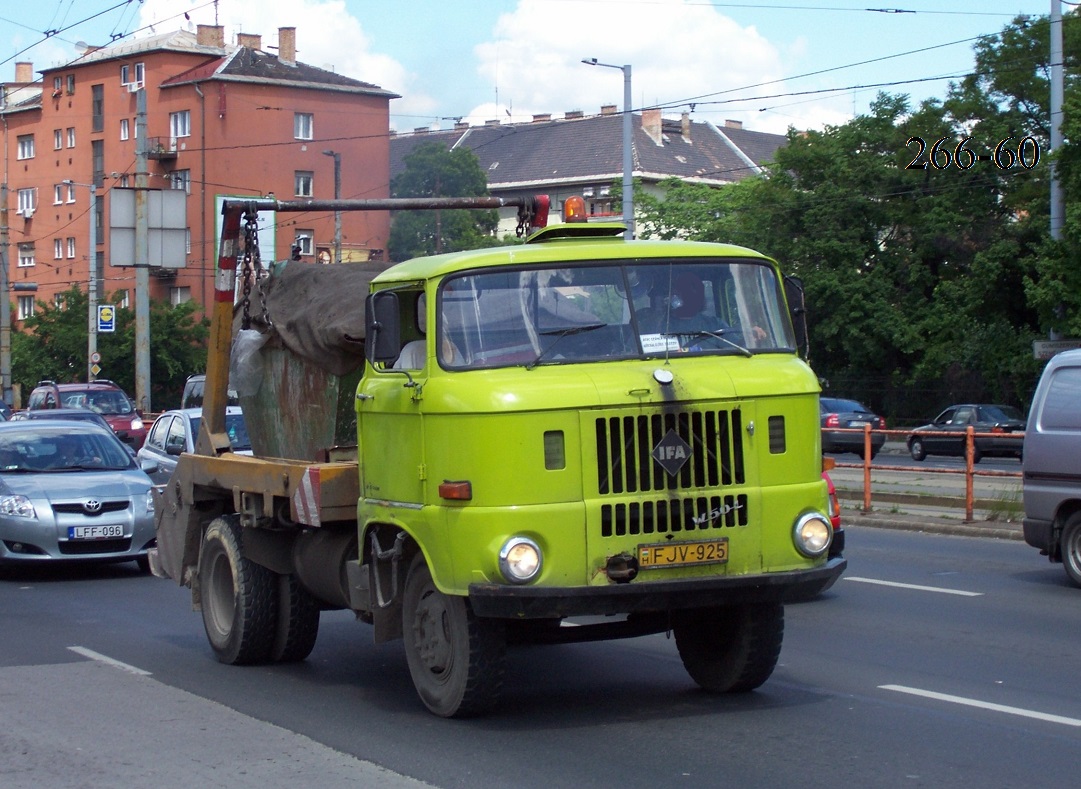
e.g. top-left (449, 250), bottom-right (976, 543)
top-left (1022, 348), bottom-right (1081, 587)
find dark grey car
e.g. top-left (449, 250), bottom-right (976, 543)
top-left (820, 397), bottom-right (886, 459)
top-left (907, 404), bottom-right (1026, 463)
top-left (0, 421), bottom-right (157, 569)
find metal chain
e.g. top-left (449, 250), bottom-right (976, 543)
top-left (239, 210), bottom-right (258, 330)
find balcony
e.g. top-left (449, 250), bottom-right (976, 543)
top-left (146, 137), bottom-right (177, 161)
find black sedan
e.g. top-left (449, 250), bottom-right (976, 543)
top-left (907, 403), bottom-right (1026, 463)
top-left (820, 397), bottom-right (887, 459)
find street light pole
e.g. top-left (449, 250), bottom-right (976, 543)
top-left (64, 179), bottom-right (97, 382)
top-left (322, 149), bottom-right (342, 263)
top-left (582, 58), bottom-right (634, 238)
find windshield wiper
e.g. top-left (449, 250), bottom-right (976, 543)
top-left (665, 329), bottom-right (753, 357)
top-left (526, 323), bottom-right (608, 370)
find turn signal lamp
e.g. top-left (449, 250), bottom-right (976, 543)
top-left (562, 195), bottom-right (588, 223)
top-left (438, 480), bottom-right (473, 501)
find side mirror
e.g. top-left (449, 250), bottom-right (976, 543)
top-left (784, 274), bottom-right (809, 360)
top-left (365, 291), bottom-right (402, 364)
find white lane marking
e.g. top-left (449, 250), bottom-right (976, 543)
top-left (880, 685), bottom-right (1081, 728)
top-left (68, 646), bottom-right (152, 676)
top-left (844, 576), bottom-right (982, 596)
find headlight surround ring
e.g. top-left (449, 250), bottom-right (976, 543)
top-left (793, 512), bottom-right (832, 558)
top-left (498, 536), bottom-right (542, 584)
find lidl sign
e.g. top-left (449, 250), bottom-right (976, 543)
top-left (97, 305), bottom-right (116, 333)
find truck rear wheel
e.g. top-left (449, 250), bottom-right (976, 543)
top-left (198, 515), bottom-right (277, 665)
top-left (673, 603), bottom-right (784, 692)
top-left (402, 554), bottom-right (506, 717)
top-left (271, 572), bottom-right (320, 663)
top-left (1061, 515), bottom-right (1081, 588)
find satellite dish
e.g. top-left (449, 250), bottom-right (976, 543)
top-left (74, 41), bottom-right (89, 54)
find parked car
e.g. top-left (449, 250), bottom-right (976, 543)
top-left (27, 379), bottom-right (148, 450)
top-left (820, 397), bottom-right (887, 459)
top-left (138, 406), bottom-right (252, 486)
top-left (10, 407), bottom-right (112, 431)
top-left (180, 374), bottom-right (240, 410)
top-left (0, 420), bottom-right (157, 570)
top-left (907, 404), bottom-right (1026, 463)
top-left (1022, 349), bottom-right (1081, 587)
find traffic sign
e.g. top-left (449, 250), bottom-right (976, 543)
top-left (1033, 339), bottom-right (1081, 360)
top-left (90, 351), bottom-right (101, 364)
top-left (97, 305), bottom-right (115, 333)
top-left (91, 363), bottom-right (101, 377)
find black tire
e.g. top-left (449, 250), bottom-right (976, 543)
top-left (674, 603), bottom-right (784, 693)
top-left (1061, 515), bottom-right (1081, 589)
top-left (271, 572), bottom-right (320, 663)
top-left (402, 553), bottom-right (506, 717)
top-left (970, 444), bottom-right (982, 464)
top-left (198, 515), bottom-right (277, 665)
top-left (909, 438), bottom-right (926, 462)
top-left (134, 554), bottom-right (151, 574)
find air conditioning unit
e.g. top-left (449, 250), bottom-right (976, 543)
top-left (128, 82), bottom-right (141, 93)
top-left (22, 208), bottom-right (34, 219)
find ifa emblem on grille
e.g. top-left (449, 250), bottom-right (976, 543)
top-left (651, 429), bottom-right (692, 476)
top-left (82, 498), bottom-right (103, 514)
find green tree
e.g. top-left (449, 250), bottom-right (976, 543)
top-left (13, 286), bottom-right (209, 409)
top-left (387, 142), bottom-right (502, 261)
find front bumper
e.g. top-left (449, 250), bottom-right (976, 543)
top-left (469, 557), bottom-right (846, 618)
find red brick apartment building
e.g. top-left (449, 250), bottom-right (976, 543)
top-left (0, 24), bottom-right (397, 323)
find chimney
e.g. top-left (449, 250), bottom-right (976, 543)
top-left (681, 111), bottom-right (691, 142)
top-left (565, 109), bottom-right (584, 120)
top-left (413, 127), bottom-right (429, 135)
top-left (485, 119), bottom-right (501, 127)
top-left (600, 104), bottom-right (617, 116)
top-left (15, 62), bottom-right (33, 83)
top-left (641, 108), bottom-right (662, 146)
top-left (532, 113), bottom-right (551, 123)
top-left (724, 119), bottom-right (743, 130)
top-left (197, 25), bottom-right (225, 48)
top-left (237, 32), bottom-right (262, 50)
top-left (454, 121), bottom-right (470, 131)
top-left (278, 27), bottom-right (296, 65)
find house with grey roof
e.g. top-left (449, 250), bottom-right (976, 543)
top-left (390, 107), bottom-right (788, 236)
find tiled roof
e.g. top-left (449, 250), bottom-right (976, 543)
top-left (390, 113), bottom-right (786, 189)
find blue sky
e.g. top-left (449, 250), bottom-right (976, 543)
top-left (1, 1), bottom-right (1053, 135)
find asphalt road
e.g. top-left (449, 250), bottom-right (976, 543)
top-left (2, 526), bottom-right (1080, 789)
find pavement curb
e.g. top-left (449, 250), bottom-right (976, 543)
top-left (841, 509), bottom-right (1024, 541)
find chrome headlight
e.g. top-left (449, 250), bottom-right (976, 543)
top-left (0, 494), bottom-right (36, 519)
top-left (793, 512), bottom-right (832, 558)
top-left (498, 537), bottom-right (542, 584)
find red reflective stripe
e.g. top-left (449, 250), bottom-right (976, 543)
top-left (292, 467), bottom-right (322, 528)
top-left (215, 209), bottom-right (243, 300)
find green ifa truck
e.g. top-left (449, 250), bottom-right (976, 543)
top-left (150, 195), bottom-right (845, 718)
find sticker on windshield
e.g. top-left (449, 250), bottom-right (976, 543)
top-left (640, 333), bottom-right (680, 353)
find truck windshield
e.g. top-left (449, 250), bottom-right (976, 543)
top-left (438, 259), bottom-right (795, 369)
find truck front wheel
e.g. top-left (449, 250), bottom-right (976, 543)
top-left (198, 515), bottom-right (277, 665)
top-left (673, 603), bottom-right (784, 692)
top-left (402, 554), bottom-right (506, 717)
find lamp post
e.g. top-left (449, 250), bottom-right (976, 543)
top-left (63, 179), bottom-right (97, 381)
top-left (581, 58), bottom-right (634, 238)
top-left (322, 149), bottom-right (342, 263)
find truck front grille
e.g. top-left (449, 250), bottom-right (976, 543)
top-left (600, 494), bottom-right (748, 537)
top-left (594, 409), bottom-right (744, 495)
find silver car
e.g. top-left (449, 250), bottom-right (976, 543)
top-left (137, 407), bottom-right (252, 486)
top-left (0, 420), bottom-right (157, 570)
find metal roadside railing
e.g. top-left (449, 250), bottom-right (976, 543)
top-left (825, 425), bottom-right (1023, 522)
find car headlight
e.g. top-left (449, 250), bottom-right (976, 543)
top-left (145, 490), bottom-right (155, 514)
top-left (131, 417), bottom-right (144, 431)
top-left (0, 494), bottom-right (37, 519)
top-left (498, 537), bottom-right (542, 584)
top-left (793, 512), bottom-right (832, 558)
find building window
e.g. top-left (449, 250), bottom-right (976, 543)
top-left (54, 239), bottom-right (63, 259)
top-left (186, 228), bottom-right (192, 255)
top-left (17, 296), bottom-right (34, 321)
top-left (53, 76), bottom-right (62, 93)
top-left (17, 188), bottom-right (36, 215)
top-left (170, 287), bottom-right (191, 306)
top-left (171, 169), bottom-right (191, 194)
top-left (120, 118), bottom-right (129, 140)
top-left (54, 185), bottom-right (64, 205)
top-left (54, 129), bottom-right (63, 149)
top-left (66, 183), bottom-right (76, 203)
top-left (66, 74), bottom-right (75, 94)
top-left (120, 62), bottom-right (144, 88)
top-left (17, 243), bottom-right (35, 268)
top-left (66, 127), bottom-right (76, 148)
top-left (92, 140), bottom-right (104, 187)
top-left (119, 174), bottom-right (130, 188)
top-left (294, 112), bottom-right (313, 140)
top-left (117, 290), bottom-right (130, 309)
top-left (67, 238), bottom-right (76, 259)
top-left (92, 84), bottom-right (104, 132)
top-left (16, 135), bottom-right (34, 160)
top-left (294, 231), bottom-right (314, 256)
top-left (170, 110), bottom-right (191, 139)
top-left (294, 171), bottom-right (313, 197)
